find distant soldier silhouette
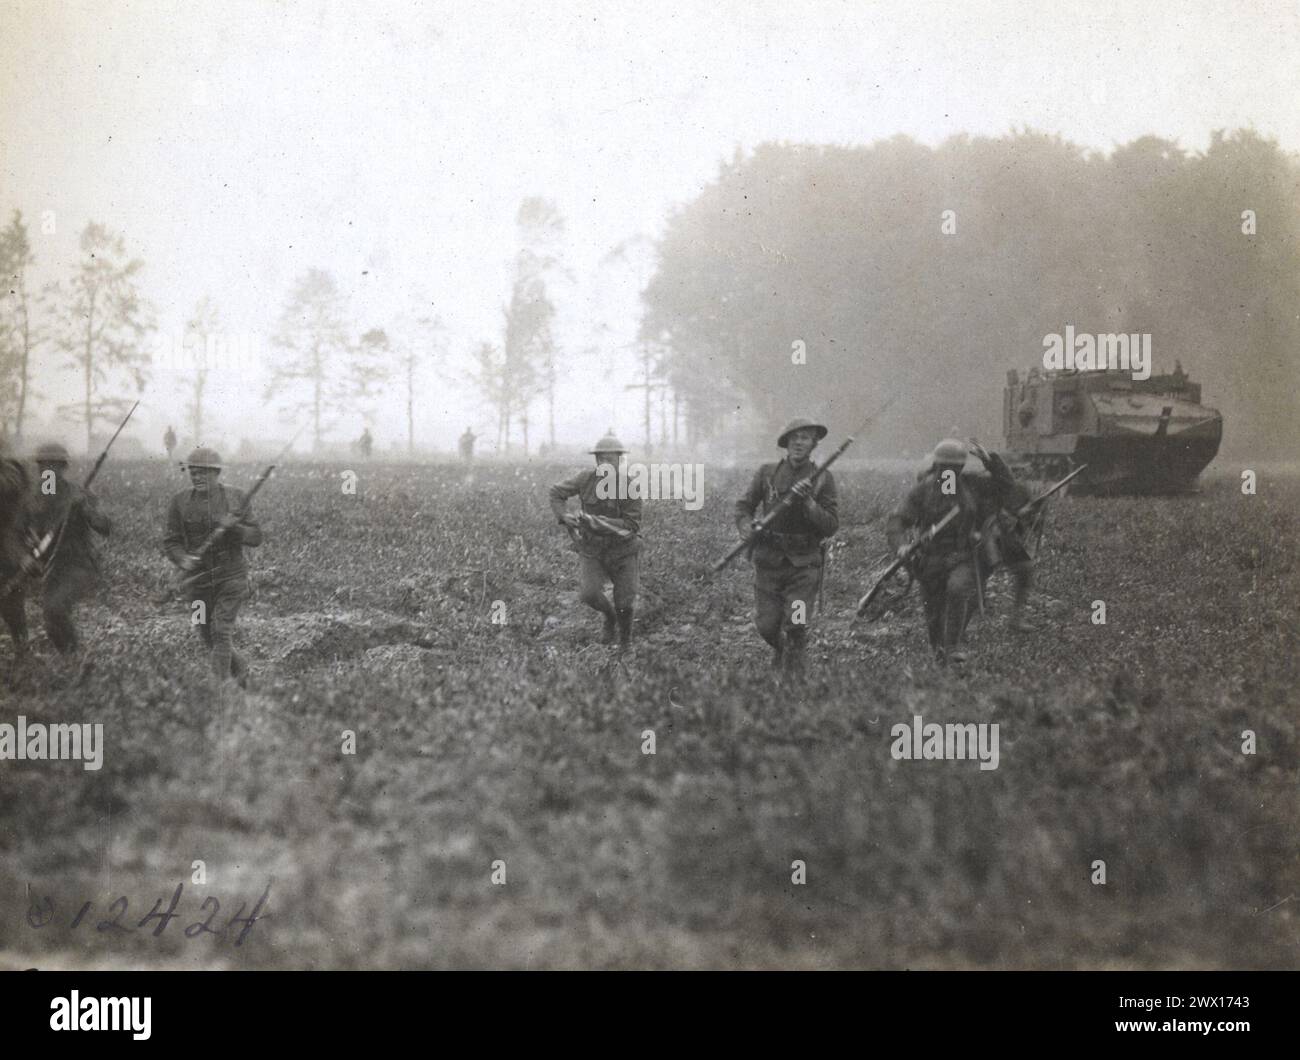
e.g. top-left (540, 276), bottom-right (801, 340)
top-left (458, 426), bottom-right (476, 463)
top-left (27, 442), bottom-right (112, 655)
top-left (356, 427), bottom-right (373, 460)
top-left (164, 425), bottom-right (177, 461)
top-left (548, 431), bottom-right (642, 649)
top-left (163, 446), bottom-right (263, 686)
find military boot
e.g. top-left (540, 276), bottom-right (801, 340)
top-left (616, 607), bottom-right (634, 649)
top-left (600, 610), bottom-right (617, 645)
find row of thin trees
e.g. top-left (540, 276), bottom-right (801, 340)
top-left (0, 197), bottom-right (584, 456)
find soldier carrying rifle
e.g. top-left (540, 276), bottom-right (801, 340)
top-left (886, 438), bottom-right (1027, 665)
top-left (26, 442), bottom-right (112, 656)
top-left (548, 431), bottom-right (643, 649)
top-left (734, 417), bottom-right (839, 677)
top-left (163, 446), bottom-right (263, 686)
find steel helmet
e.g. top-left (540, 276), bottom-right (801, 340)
top-left (931, 438), bottom-right (969, 466)
top-left (777, 417), bottom-right (828, 449)
top-left (33, 441), bottom-right (70, 465)
top-left (589, 430), bottom-right (628, 455)
top-left (184, 446), bottom-right (224, 470)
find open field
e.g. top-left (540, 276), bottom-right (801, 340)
top-left (0, 459), bottom-right (1296, 969)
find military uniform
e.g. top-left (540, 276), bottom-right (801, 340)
top-left (548, 432), bottom-right (643, 647)
top-left (735, 418), bottom-right (839, 673)
top-left (0, 455), bottom-right (31, 652)
top-left (164, 448), bottom-right (263, 684)
top-left (27, 446), bottom-right (111, 654)
top-left (887, 440), bottom-right (1024, 662)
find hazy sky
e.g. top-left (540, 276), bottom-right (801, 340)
top-left (3, 0), bottom-right (1298, 454)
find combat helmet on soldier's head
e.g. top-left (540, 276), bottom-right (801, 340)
top-left (185, 446), bottom-right (224, 470)
top-left (590, 430), bottom-right (628, 455)
top-left (776, 417), bottom-right (828, 449)
top-left (34, 441), bottom-right (70, 465)
top-left (930, 438), bottom-right (969, 466)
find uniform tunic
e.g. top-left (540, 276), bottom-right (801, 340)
top-left (0, 458), bottom-right (30, 649)
top-left (548, 467), bottom-right (643, 610)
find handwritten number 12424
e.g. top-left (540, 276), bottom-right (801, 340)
top-left (25, 881), bottom-right (271, 946)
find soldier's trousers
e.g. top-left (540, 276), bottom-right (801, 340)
top-left (918, 558), bottom-right (976, 659)
top-left (189, 576), bottom-right (249, 682)
top-left (754, 559), bottom-right (821, 651)
top-left (1, 578), bottom-right (27, 650)
top-left (42, 568), bottom-right (97, 654)
top-left (578, 550), bottom-right (639, 612)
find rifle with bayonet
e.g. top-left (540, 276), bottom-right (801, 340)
top-left (2, 400), bottom-right (139, 598)
top-left (712, 394), bottom-right (897, 574)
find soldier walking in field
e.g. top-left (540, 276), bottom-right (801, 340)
top-left (458, 426), bottom-right (476, 464)
top-left (163, 447), bottom-right (263, 686)
top-left (26, 442), bottom-right (112, 655)
top-left (886, 438), bottom-right (1027, 665)
top-left (164, 425), bottom-right (177, 461)
top-left (548, 431), bottom-right (643, 649)
top-left (356, 427), bottom-right (373, 460)
top-left (735, 417), bottom-right (839, 677)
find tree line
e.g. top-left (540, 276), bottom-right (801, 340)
top-left (0, 196), bottom-right (572, 456)
top-left (642, 129), bottom-right (1300, 458)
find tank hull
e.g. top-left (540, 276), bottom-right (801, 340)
top-left (1003, 367), bottom-right (1222, 495)
top-left (1019, 422), bottom-right (1222, 494)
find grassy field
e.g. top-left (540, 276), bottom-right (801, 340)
top-left (0, 458), bottom-right (1296, 969)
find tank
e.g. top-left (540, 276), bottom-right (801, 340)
top-left (1003, 362), bottom-right (1222, 494)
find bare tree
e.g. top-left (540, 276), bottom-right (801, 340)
top-left (266, 269), bottom-right (353, 451)
top-left (49, 222), bottom-right (152, 453)
top-left (470, 340), bottom-right (509, 452)
top-left (0, 210), bottom-right (41, 444)
top-left (355, 327), bottom-right (394, 423)
top-left (183, 295), bottom-right (219, 443)
top-left (407, 313), bottom-right (445, 455)
top-left (512, 197), bottom-right (566, 449)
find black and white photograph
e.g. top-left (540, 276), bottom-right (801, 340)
top-left (0, 0), bottom-right (1296, 1022)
